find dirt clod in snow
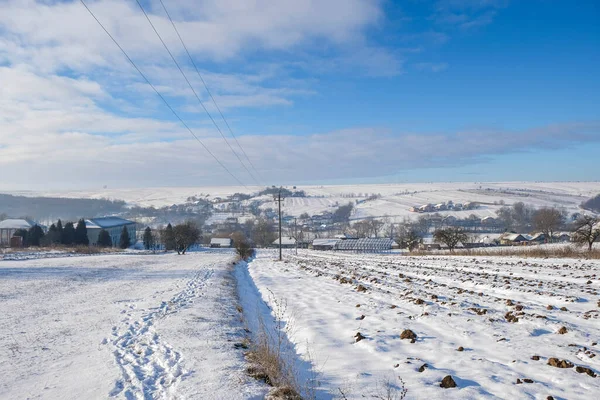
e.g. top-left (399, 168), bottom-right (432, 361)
top-left (547, 305), bottom-right (554, 310)
top-left (400, 329), bottom-right (417, 340)
top-left (575, 366), bottom-right (597, 377)
top-left (356, 284), bottom-right (367, 292)
top-left (457, 346), bottom-right (464, 351)
top-left (355, 332), bottom-right (366, 342)
top-left (440, 375), bottom-right (457, 388)
top-left (557, 326), bottom-right (568, 334)
top-left (357, 315), bottom-right (365, 320)
top-left (505, 311), bottom-right (519, 323)
top-left (547, 358), bottom-right (574, 368)
top-left (531, 355), bottom-right (540, 361)
top-left (418, 363), bottom-right (428, 372)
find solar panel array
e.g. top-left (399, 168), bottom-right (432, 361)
top-left (334, 238), bottom-right (395, 253)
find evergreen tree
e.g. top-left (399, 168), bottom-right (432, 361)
top-left (74, 218), bottom-right (89, 245)
top-left (163, 223), bottom-right (176, 251)
top-left (43, 223), bottom-right (61, 245)
top-left (97, 229), bottom-right (112, 247)
top-left (143, 227), bottom-right (154, 250)
top-left (56, 219), bottom-right (64, 244)
top-left (12, 229), bottom-right (28, 247)
top-left (62, 222), bottom-right (75, 245)
top-left (27, 225), bottom-right (45, 247)
top-left (119, 226), bottom-right (131, 249)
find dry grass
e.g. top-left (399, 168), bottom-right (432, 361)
top-left (244, 298), bottom-right (302, 399)
top-left (410, 245), bottom-right (600, 259)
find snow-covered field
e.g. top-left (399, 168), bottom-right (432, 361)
top-left (246, 250), bottom-right (600, 399)
top-left (0, 251), bottom-right (267, 400)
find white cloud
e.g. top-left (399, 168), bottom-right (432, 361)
top-left (1, 117), bottom-right (598, 189)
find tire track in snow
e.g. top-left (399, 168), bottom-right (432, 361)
top-left (109, 268), bottom-right (214, 399)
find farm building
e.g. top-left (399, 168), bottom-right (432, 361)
top-left (85, 217), bottom-right (136, 247)
top-left (272, 236), bottom-right (297, 248)
top-left (529, 233), bottom-right (547, 244)
top-left (553, 232), bottom-right (571, 242)
top-left (420, 237), bottom-right (441, 251)
top-left (481, 216), bottom-right (496, 225)
top-left (500, 233), bottom-right (530, 246)
top-left (0, 219), bottom-right (45, 247)
top-left (210, 238), bottom-right (232, 248)
top-left (334, 238), bottom-right (394, 253)
top-left (312, 238), bottom-right (339, 251)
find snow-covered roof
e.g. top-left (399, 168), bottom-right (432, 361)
top-left (273, 237), bottom-right (296, 245)
top-left (0, 218), bottom-right (40, 230)
top-left (210, 238), bottom-right (232, 246)
top-left (501, 233), bottom-right (529, 241)
top-left (313, 239), bottom-right (340, 246)
top-left (86, 217), bottom-right (135, 229)
top-left (335, 238), bottom-right (394, 251)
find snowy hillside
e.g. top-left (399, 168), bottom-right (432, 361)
top-left (4, 182), bottom-right (599, 223)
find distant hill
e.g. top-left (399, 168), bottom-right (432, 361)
top-left (581, 194), bottom-right (600, 213)
top-left (0, 194), bottom-right (126, 222)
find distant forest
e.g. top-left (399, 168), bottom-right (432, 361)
top-left (581, 194), bottom-right (600, 213)
top-left (0, 194), bottom-right (127, 222)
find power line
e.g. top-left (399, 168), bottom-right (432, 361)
top-left (79, 0), bottom-right (248, 189)
top-left (134, 0), bottom-right (261, 187)
top-left (158, 0), bottom-right (265, 185)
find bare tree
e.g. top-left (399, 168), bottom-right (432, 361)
top-left (173, 221), bottom-right (200, 255)
top-left (396, 225), bottom-right (423, 251)
top-left (367, 218), bottom-right (384, 238)
top-left (532, 207), bottom-right (564, 242)
top-left (433, 227), bottom-right (468, 252)
top-left (230, 231), bottom-right (254, 260)
top-left (252, 217), bottom-right (276, 247)
top-left (351, 220), bottom-right (371, 238)
top-left (572, 215), bottom-right (600, 252)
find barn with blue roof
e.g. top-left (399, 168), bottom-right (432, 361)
top-left (85, 217), bottom-right (136, 247)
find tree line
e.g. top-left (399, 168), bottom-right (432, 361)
top-left (12, 218), bottom-right (134, 249)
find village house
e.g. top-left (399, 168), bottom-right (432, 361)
top-left (272, 236), bottom-right (297, 248)
top-left (0, 218), bottom-right (45, 247)
top-left (499, 233), bottom-right (530, 246)
top-left (312, 238), bottom-right (339, 251)
top-left (210, 238), bottom-right (232, 248)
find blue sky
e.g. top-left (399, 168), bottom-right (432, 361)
top-left (0, 0), bottom-right (598, 189)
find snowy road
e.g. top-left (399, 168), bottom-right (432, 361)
top-left (0, 252), bottom-right (266, 399)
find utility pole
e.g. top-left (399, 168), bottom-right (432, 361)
top-left (274, 188), bottom-right (284, 261)
top-left (294, 217), bottom-right (298, 255)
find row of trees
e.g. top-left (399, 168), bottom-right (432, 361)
top-left (14, 219), bottom-right (91, 247)
top-left (142, 222), bottom-right (201, 255)
top-left (14, 218), bottom-right (134, 249)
